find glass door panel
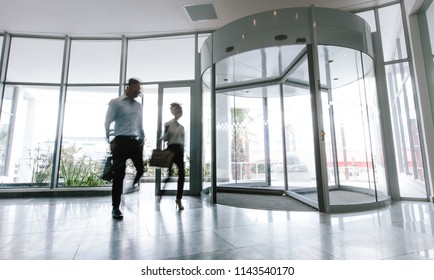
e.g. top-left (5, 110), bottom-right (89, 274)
top-left (281, 55), bottom-right (317, 205)
top-left (216, 85), bottom-right (285, 190)
top-left (331, 86), bottom-right (376, 191)
top-left (363, 57), bottom-right (387, 197)
top-left (216, 92), bottom-right (232, 186)
top-left (321, 90), bottom-right (337, 190)
top-left (231, 95), bottom-right (266, 186)
top-left (216, 92), bottom-right (269, 187)
top-left (318, 45), bottom-right (388, 205)
top-left (267, 96), bottom-right (286, 188)
top-left (282, 85), bottom-right (317, 191)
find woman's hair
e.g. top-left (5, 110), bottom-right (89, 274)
top-left (170, 102), bottom-right (182, 110)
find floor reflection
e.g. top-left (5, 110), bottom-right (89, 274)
top-left (0, 184), bottom-right (433, 260)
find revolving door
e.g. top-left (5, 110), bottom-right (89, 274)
top-left (201, 7), bottom-right (390, 212)
top-left (215, 47), bottom-right (316, 192)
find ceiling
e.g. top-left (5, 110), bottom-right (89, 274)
top-left (0, 0), bottom-right (396, 37)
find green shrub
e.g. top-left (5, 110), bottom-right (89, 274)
top-left (60, 144), bottom-right (104, 187)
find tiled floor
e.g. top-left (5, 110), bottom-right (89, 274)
top-left (1, 183), bottom-right (434, 260)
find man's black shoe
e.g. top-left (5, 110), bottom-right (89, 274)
top-left (112, 208), bottom-right (123, 219)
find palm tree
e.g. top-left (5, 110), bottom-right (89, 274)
top-left (230, 107), bottom-right (251, 181)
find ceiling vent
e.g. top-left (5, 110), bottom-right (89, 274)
top-left (184, 3), bottom-right (217, 21)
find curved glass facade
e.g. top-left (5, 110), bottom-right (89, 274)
top-left (201, 7), bottom-right (389, 212)
top-left (0, 34), bottom-right (201, 196)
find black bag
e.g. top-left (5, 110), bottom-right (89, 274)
top-left (101, 156), bottom-right (114, 181)
top-left (149, 149), bottom-right (174, 168)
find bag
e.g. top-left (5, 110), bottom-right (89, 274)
top-left (101, 156), bottom-right (114, 181)
top-left (149, 149), bottom-right (174, 168)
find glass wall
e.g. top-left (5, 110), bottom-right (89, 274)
top-left (379, 4), bottom-right (408, 62)
top-left (60, 39), bottom-right (123, 187)
top-left (377, 3), bottom-right (427, 199)
top-left (60, 86), bottom-right (118, 187)
top-left (0, 85), bottom-right (59, 186)
top-left (1, 36), bottom-right (64, 186)
top-left (356, 10), bottom-right (377, 32)
top-left (385, 61), bottom-right (426, 198)
top-left (423, 0), bottom-right (434, 201)
top-left (127, 35), bottom-right (195, 82)
top-left (6, 37), bottom-right (64, 83)
top-left (0, 33), bottom-right (202, 191)
top-left (68, 40), bottom-right (122, 84)
top-left (356, 3), bottom-right (428, 200)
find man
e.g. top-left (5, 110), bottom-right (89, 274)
top-left (105, 78), bottom-right (144, 219)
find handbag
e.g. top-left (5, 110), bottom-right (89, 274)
top-left (101, 156), bottom-right (114, 181)
top-left (149, 149), bottom-right (174, 168)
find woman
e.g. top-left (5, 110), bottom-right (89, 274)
top-left (161, 103), bottom-right (185, 210)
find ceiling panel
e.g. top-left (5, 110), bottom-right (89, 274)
top-left (0, 0), bottom-right (397, 37)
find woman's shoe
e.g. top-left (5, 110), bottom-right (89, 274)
top-left (175, 199), bottom-right (184, 210)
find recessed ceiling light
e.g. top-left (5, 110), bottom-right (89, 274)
top-left (184, 3), bottom-right (217, 21)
